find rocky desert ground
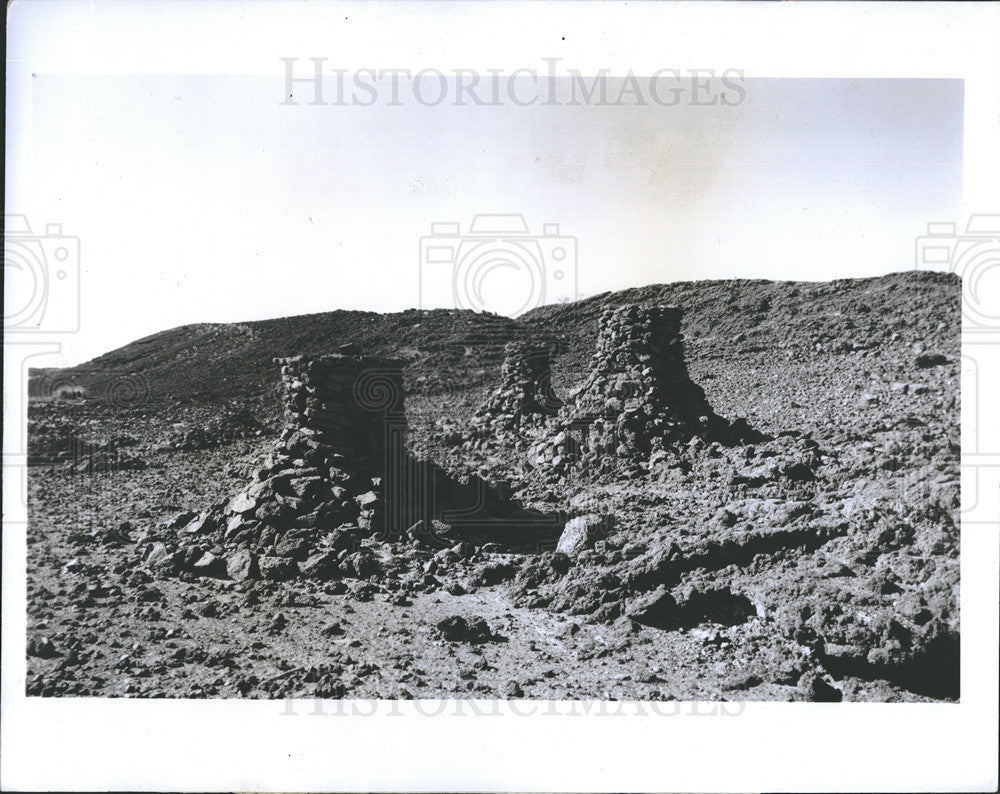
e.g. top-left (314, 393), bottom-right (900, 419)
top-left (25, 270), bottom-right (960, 702)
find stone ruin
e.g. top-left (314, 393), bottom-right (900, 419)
top-left (166, 346), bottom-right (563, 582)
top-left (466, 304), bottom-right (761, 475)
top-left (165, 349), bottom-right (410, 581)
top-left (467, 342), bottom-right (562, 442)
top-left (159, 302), bottom-right (758, 581)
top-left (554, 303), bottom-right (759, 466)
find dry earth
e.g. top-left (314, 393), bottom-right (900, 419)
top-left (25, 271), bottom-right (960, 701)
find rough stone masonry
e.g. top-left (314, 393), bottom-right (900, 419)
top-left (168, 350), bottom-right (409, 581)
top-left (164, 304), bottom-right (759, 580)
top-left (526, 303), bottom-right (761, 474)
top-left (167, 347), bottom-right (556, 582)
top-left (468, 341), bottom-right (562, 442)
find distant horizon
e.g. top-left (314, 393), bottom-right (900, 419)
top-left (9, 70), bottom-right (963, 368)
top-left (45, 266), bottom-right (956, 370)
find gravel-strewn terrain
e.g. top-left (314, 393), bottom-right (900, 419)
top-left (26, 270), bottom-right (960, 701)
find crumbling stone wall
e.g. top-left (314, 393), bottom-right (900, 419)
top-left (211, 351), bottom-right (406, 564)
top-left (172, 349), bottom-right (555, 581)
top-left (529, 304), bottom-right (758, 473)
top-left (275, 352), bottom-right (405, 475)
top-left (468, 342), bottom-right (561, 442)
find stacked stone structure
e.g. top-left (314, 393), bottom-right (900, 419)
top-left (529, 304), bottom-right (759, 473)
top-left (166, 305), bottom-right (756, 579)
top-left (171, 348), bottom-right (556, 580)
top-left (173, 351), bottom-right (408, 579)
top-left (468, 342), bottom-right (561, 442)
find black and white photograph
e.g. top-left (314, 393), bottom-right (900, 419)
top-left (3, 2), bottom-right (998, 791)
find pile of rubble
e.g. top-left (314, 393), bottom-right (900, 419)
top-left (28, 414), bottom-right (146, 473)
top-left (157, 405), bottom-right (265, 452)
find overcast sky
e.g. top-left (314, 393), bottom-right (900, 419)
top-left (6, 11), bottom-right (964, 367)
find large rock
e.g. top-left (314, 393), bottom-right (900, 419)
top-left (797, 670), bottom-right (843, 702)
top-left (225, 514), bottom-right (247, 539)
top-left (226, 549), bottom-right (258, 581)
top-left (299, 551), bottom-right (340, 580)
top-left (470, 560), bottom-right (518, 586)
top-left (328, 527), bottom-right (359, 553)
top-left (27, 637), bottom-right (59, 659)
top-left (258, 556), bottom-right (298, 582)
top-left (556, 514), bottom-right (609, 558)
top-left (228, 492), bottom-right (257, 514)
top-left (165, 511), bottom-right (197, 529)
top-left (145, 542), bottom-right (170, 567)
top-left (256, 501), bottom-right (293, 530)
top-left (183, 512), bottom-right (216, 535)
top-left (341, 550), bottom-right (381, 580)
top-left (145, 543), bottom-right (180, 575)
top-left (274, 533), bottom-right (310, 560)
top-left (436, 615), bottom-right (496, 643)
top-left (192, 551), bottom-right (226, 578)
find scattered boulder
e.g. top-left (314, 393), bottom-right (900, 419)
top-left (145, 543), bottom-right (180, 576)
top-left (504, 680), bottom-right (525, 698)
top-left (258, 556), bottom-right (298, 582)
top-left (341, 550), bottom-right (381, 580)
top-left (183, 512), bottom-right (216, 535)
top-left (436, 615), bottom-right (498, 644)
top-left (27, 637), bottom-right (58, 659)
top-left (192, 551), bottom-right (226, 578)
top-left (470, 560), bottom-right (518, 587)
top-left (300, 551), bottom-right (340, 580)
top-left (625, 586), bottom-right (678, 628)
top-left (915, 353), bottom-right (948, 369)
top-left (166, 511), bottom-right (197, 529)
top-left (268, 612), bottom-right (288, 634)
top-left (274, 533), bottom-right (310, 560)
top-left (228, 493), bottom-right (257, 515)
top-left (510, 552), bottom-right (572, 593)
top-left (556, 514), bottom-right (610, 557)
top-left (226, 549), bottom-right (258, 581)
